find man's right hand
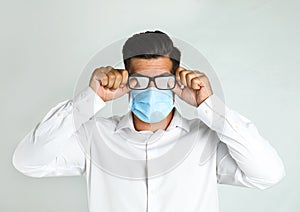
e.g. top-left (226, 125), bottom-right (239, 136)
top-left (89, 66), bottom-right (130, 102)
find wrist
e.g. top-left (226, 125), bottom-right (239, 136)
top-left (197, 93), bottom-right (213, 107)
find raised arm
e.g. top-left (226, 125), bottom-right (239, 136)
top-left (173, 67), bottom-right (285, 190)
top-left (12, 86), bottom-right (105, 177)
top-left (197, 94), bottom-right (286, 190)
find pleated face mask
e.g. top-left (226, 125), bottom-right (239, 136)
top-left (128, 87), bottom-right (174, 123)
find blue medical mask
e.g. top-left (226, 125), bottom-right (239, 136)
top-left (128, 87), bottom-right (174, 123)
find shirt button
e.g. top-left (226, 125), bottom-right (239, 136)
top-left (205, 109), bottom-right (210, 114)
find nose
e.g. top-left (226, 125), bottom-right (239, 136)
top-left (149, 80), bottom-right (155, 88)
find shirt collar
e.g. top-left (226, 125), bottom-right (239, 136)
top-left (115, 111), bottom-right (135, 132)
top-left (115, 108), bottom-right (190, 133)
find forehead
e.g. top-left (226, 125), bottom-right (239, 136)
top-left (129, 57), bottom-right (173, 76)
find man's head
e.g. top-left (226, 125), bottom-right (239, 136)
top-left (122, 30), bottom-right (181, 75)
top-left (122, 30), bottom-right (181, 126)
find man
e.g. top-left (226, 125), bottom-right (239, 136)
top-left (13, 30), bottom-right (285, 212)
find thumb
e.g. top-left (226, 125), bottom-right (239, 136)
top-left (172, 80), bottom-right (183, 97)
top-left (120, 83), bottom-right (131, 95)
top-left (128, 77), bottom-right (138, 88)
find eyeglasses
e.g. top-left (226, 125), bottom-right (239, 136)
top-left (128, 73), bottom-right (176, 90)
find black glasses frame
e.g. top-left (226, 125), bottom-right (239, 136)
top-left (128, 73), bottom-right (176, 90)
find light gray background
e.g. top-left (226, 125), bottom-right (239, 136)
top-left (1, 0), bottom-right (299, 211)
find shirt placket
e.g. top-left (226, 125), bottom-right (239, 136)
top-left (145, 130), bottom-right (164, 212)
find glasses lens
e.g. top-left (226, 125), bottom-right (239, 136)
top-left (128, 76), bottom-right (149, 89)
top-left (155, 76), bottom-right (175, 89)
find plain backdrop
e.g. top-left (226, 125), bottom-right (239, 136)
top-left (1, 0), bottom-right (299, 211)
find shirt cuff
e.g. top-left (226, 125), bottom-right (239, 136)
top-left (72, 86), bottom-right (106, 120)
top-left (196, 94), bottom-right (228, 131)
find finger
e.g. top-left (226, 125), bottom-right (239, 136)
top-left (191, 75), bottom-right (209, 90)
top-left (167, 77), bottom-right (176, 89)
top-left (174, 67), bottom-right (185, 89)
top-left (186, 72), bottom-right (196, 88)
top-left (175, 66), bottom-right (185, 81)
top-left (120, 70), bottom-right (129, 87)
top-left (172, 80), bottom-right (183, 97)
top-left (191, 77), bottom-right (202, 90)
top-left (95, 66), bottom-right (113, 85)
top-left (106, 71), bottom-right (116, 88)
top-left (91, 70), bottom-right (108, 87)
top-left (99, 74), bottom-right (108, 86)
top-left (105, 66), bottom-right (113, 73)
top-left (186, 72), bottom-right (204, 88)
top-left (179, 70), bottom-right (193, 87)
top-left (128, 77), bottom-right (138, 88)
top-left (112, 69), bottom-right (122, 89)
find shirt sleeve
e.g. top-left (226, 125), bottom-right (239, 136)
top-left (196, 94), bottom-right (286, 190)
top-left (12, 86), bottom-right (106, 178)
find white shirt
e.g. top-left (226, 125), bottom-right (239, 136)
top-left (13, 86), bottom-right (286, 212)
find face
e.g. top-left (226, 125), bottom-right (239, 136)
top-left (129, 56), bottom-right (173, 79)
top-left (128, 56), bottom-right (175, 125)
top-left (128, 56), bottom-right (175, 99)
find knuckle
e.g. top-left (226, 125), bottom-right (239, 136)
top-left (92, 67), bottom-right (106, 77)
top-left (101, 67), bottom-right (112, 74)
top-left (115, 73), bottom-right (122, 79)
top-left (108, 73), bottom-right (116, 79)
top-left (94, 66), bottom-right (103, 71)
top-left (179, 71), bottom-right (186, 78)
top-left (186, 73), bottom-right (194, 80)
top-left (192, 77), bottom-right (200, 83)
top-left (178, 67), bottom-right (185, 73)
top-left (97, 66), bottom-right (106, 72)
top-left (91, 74), bottom-right (100, 81)
top-left (181, 70), bottom-right (188, 74)
top-left (122, 70), bottom-right (128, 77)
top-left (101, 75), bottom-right (108, 81)
top-left (199, 75), bottom-right (206, 80)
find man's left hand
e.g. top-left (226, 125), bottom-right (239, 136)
top-left (172, 67), bottom-right (213, 107)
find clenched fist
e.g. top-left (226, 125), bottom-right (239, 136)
top-left (172, 67), bottom-right (213, 107)
top-left (89, 66), bottom-right (130, 102)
